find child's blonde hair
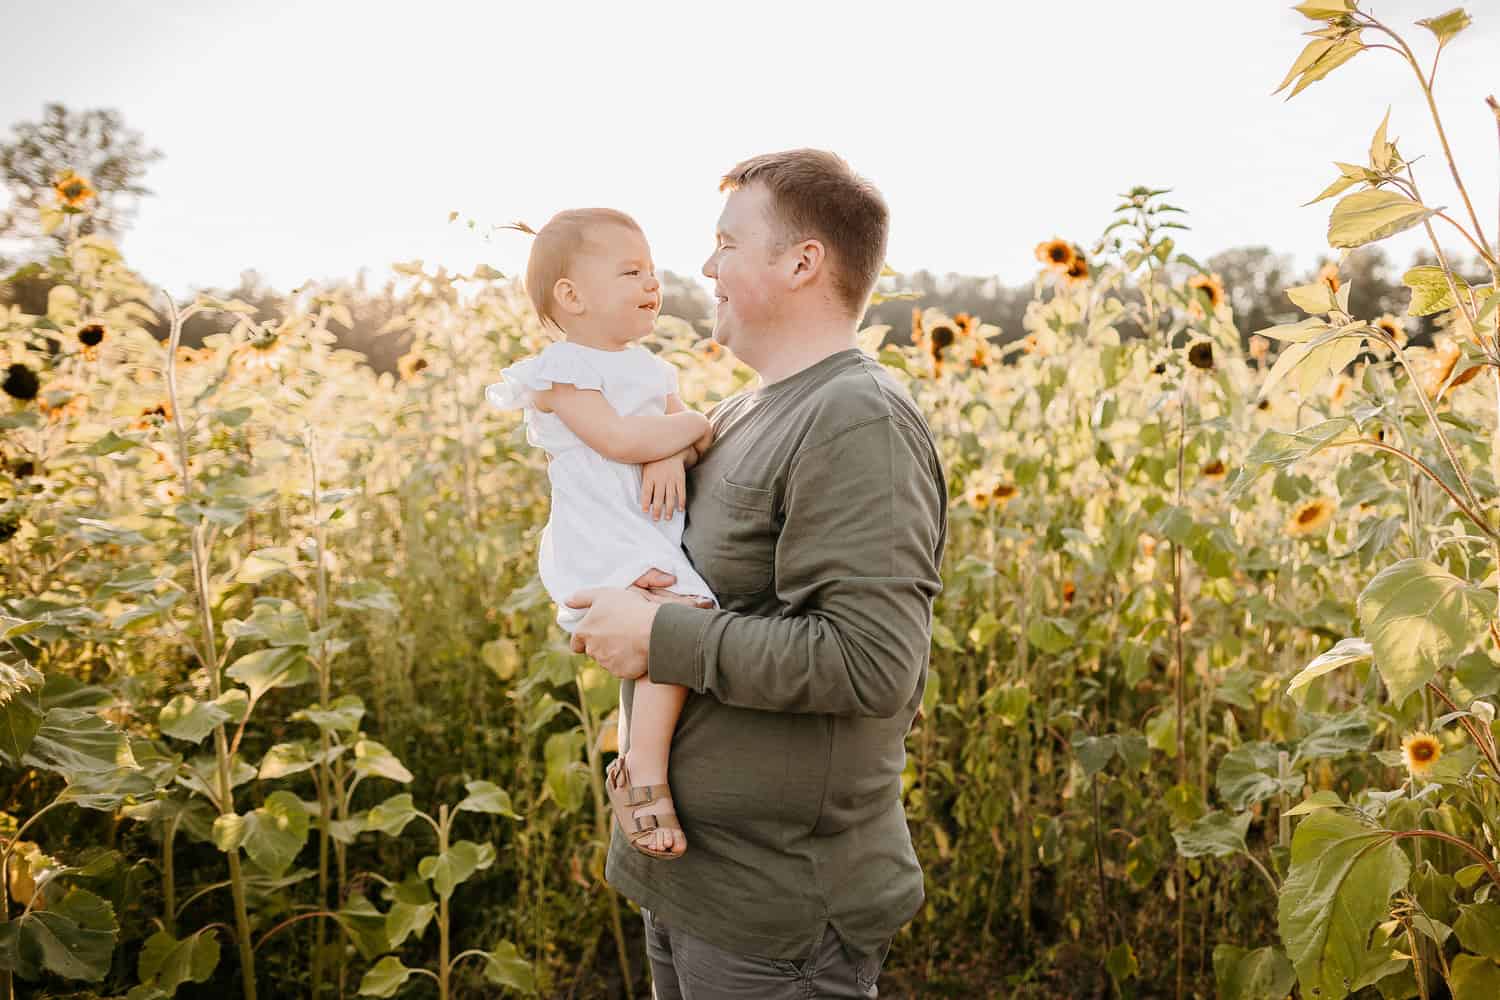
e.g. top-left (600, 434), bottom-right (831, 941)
top-left (507, 208), bottom-right (644, 331)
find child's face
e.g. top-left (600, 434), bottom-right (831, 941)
top-left (567, 224), bottom-right (661, 343)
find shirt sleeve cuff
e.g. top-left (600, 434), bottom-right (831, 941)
top-left (647, 603), bottom-right (715, 690)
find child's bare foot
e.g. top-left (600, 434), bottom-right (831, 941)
top-left (623, 751), bottom-right (686, 857)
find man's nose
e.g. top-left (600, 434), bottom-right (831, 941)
top-left (701, 254), bottom-right (716, 280)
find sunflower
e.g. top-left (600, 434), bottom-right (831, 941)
top-left (1187, 273), bottom-right (1226, 318)
top-left (954, 313), bottom-right (978, 340)
top-left (53, 170), bottom-right (96, 208)
top-left (1200, 460), bottom-right (1227, 482)
top-left (77, 324), bottom-right (105, 349)
top-left (1328, 374), bottom-right (1353, 409)
top-left (1062, 253), bottom-right (1090, 286)
top-left (1317, 262), bottom-right (1341, 294)
top-left (133, 401), bottom-right (173, 431)
top-left (1061, 580), bottom-right (1076, 605)
top-left (992, 483), bottom-right (1018, 504)
top-left (236, 322), bottom-right (292, 375)
top-left (175, 346), bottom-right (204, 367)
top-left (38, 381), bottom-right (87, 423)
top-left (1022, 334), bottom-right (1042, 355)
top-left (153, 479), bottom-right (184, 505)
top-left (1408, 335), bottom-right (1480, 401)
top-left (1285, 497), bottom-right (1334, 537)
top-left (398, 353), bottom-right (430, 381)
top-left (1187, 340), bottom-right (1215, 371)
top-left (968, 339), bottom-right (995, 371)
top-left (1373, 313), bottom-right (1407, 348)
top-left (3, 363), bottom-right (40, 402)
top-left (1035, 238), bottom-right (1076, 271)
top-left (1401, 732), bottom-right (1442, 778)
top-left (965, 483), bottom-right (992, 511)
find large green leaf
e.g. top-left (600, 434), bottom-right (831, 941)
top-left (158, 694), bottom-right (230, 744)
top-left (384, 876), bottom-right (436, 948)
top-left (257, 741), bottom-right (316, 780)
top-left (137, 928), bottom-right (221, 995)
top-left (211, 790), bottom-right (309, 877)
top-left (291, 694), bottom-right (366, 734)
top-left (1212, 944), bottom-right (1297, 1000)
top-left (337, 894), bottom-right (390, 961)
top-left (225, 647), bottom-right (311, 701)
top-left (1404, 265), bottom-right (1467, 316)
top-left (456, 780), bottom-right (522, 819)
top-left (24, 707), bottom-right (137, 778)
top-left (351, 740), bottom-right (412, 783)
top-left (366, 793), bottom-right (420, 836)
top-left (1455, 902), bottom-right (1500, 961)
top-left (418, 839), bottom-right (496, 900)
top-left (1288, 638), bottom-right (1372, 702)
top-left (1277, 811), bottom-right (1410, 998)
top-left (1217, 742), bottom-right (1304, 811)
top-left (0, 886), bottom-right (117, 982)
top-left (1358, 559), bottom-right (1496, 705)
top-left (1173, 810), bottom-right (1251, 859)
top-left (1329, 190), bottom-right (1441, 248)
top-left (1417, 8), bottom-right (1472, 46)
top-left (483, 940), bottom-right (537, 993)
top-left (358, 955), bottom-right (415, 998)
top-left (0, 693), bottom-right (42, 765)
top-left (1295, 711), bottom-right (1372, 762)
top-left (223, 598), bottom-right (311, 647)
top-left (1451, 955), bottom-right (1500, 999)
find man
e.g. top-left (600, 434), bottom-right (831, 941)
top-left (566, 148), bottom-right (948, 999)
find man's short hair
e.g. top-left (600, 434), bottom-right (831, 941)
top-left (720, 149), bottom-right (888, 318)
top-left (519, 208), bottom-right (643, 330)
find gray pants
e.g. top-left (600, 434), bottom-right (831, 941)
top-left (643, 908), bottom-right (889, 999)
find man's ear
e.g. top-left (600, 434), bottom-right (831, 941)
top-left (554, 277), bottom-right (585, 316)
top-left (787, 238), bottom-right (826, 292)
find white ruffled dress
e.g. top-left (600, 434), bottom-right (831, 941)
top-left (484, 341), bottom-right (717, 634)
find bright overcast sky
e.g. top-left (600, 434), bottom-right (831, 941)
top-left (3, 1), bottom-right (1497, 297)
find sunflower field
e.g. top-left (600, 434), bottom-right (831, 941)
top-left (4, 3), bottom-right (1500, 998)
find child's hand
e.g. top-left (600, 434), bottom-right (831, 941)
top-left (691, 420), bottom-right (715, 458)
top-left (640, 453), bottom-right (687, 522)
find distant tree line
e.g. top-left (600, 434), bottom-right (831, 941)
top-left (1, 103), bottom-right (1484, 376)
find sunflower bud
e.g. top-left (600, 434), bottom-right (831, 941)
top-left (1472, 700), bottom-right (1496, 725)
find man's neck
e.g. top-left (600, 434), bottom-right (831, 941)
top-left (754, 327), bottom-right (860, 386)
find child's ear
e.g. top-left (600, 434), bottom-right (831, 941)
top-left (554, 278), bottom-right (585, 316)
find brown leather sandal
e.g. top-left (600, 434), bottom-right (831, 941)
top-left (605, 756), bottom-right (685, 860)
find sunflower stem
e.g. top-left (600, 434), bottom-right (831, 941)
top-left (161, 291), bottom-right (258, 1000)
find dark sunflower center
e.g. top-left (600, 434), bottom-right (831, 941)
top-left (931, 327), bottom-right (955, 352)
top-left (1188, 343), bottom-right (1214, 369)
top-left (1049, 245), bottom-right (1069, 263)
top-left (1297, 506), bottom-right (1322, 525)
top-left (79, 325), bottom-right (105, 346)
top-left (3, 363), bottom-right (40, 401)
top-left (1410, 742), bottom-right (1437, 762)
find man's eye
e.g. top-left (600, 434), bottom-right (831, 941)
top-left (624, 270), bottom-right (639, 276)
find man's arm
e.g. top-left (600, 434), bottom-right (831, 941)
top-left (540, 384), bottom-right (708, 464)
top-left (646, 416), bottom-right (947, 718)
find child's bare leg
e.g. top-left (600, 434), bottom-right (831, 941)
top-left (626, 676), bottom-right (688, 855)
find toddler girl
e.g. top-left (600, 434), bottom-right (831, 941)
top-left (484, 208), bottom-right (714, 859)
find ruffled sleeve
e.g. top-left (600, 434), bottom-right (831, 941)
top-left (483, 343), bottom-right (605, 411)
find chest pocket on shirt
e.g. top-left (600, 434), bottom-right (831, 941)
top-left (705, 476), bottom-right (777, 597)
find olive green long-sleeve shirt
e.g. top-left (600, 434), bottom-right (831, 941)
top-left (605, 346), bottom-right (949, 962)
